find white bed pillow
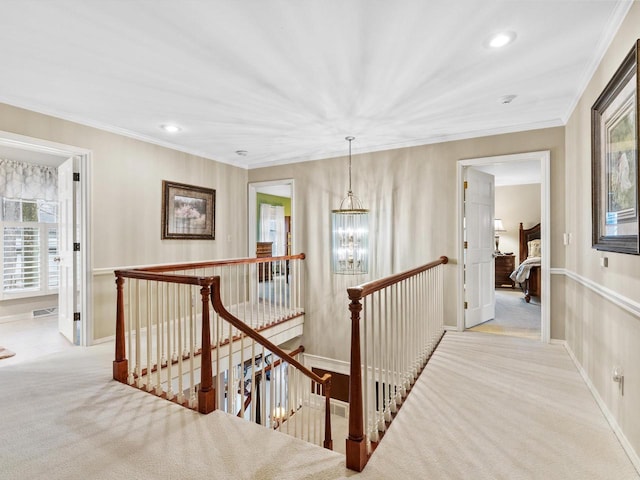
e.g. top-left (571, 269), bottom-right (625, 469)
top-left (528, 239), bottom-right (541, 258)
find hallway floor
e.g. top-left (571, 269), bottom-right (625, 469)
top-left (0, 331), bottom-right (637, 479)
top-left (0, 315), bottom-right (74, 368)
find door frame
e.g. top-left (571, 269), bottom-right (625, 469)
top-left (247, 179), bottom-right (295, 257)
top-left (0, 130), bottom-right (93, 346)
top-left (456, 151), bottom-right (551, 342)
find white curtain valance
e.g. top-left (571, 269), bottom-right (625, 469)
top-left (0, 159), bottom-right (58, 201)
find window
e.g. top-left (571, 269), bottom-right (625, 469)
top-left (1, 198), bottom-right (58, 299)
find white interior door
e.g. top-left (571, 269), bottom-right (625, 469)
top-left (57, 157), bottom-right (76, 343)
top-left (464, 168), bottom-right (495, 328)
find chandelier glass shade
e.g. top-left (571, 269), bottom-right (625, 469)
top-left (332, 137), bottom-right (369, 274)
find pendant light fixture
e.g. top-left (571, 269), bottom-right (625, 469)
top-left (332, 136), bottom-right (369, 274)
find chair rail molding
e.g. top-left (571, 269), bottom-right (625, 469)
top-left (551, 267), bottom-right (640, 319)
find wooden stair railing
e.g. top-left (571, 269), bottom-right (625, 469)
top-left (209, 276), bottom-right (333, 450)
top-left (113, 254), bottom-right (332, 449)
top-left (345, 256), bottom-right (448, 471)
top-left (113, 269), bottom-right (218, 410)
top-left (114, 253), bottom-right (306, 393)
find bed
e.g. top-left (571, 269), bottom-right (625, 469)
top-left (509, 222), bottom-right (541, 303)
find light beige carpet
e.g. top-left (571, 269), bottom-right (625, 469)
top-left (0, 333), bottom-right (637, 479)
top-left (469, 289), bottom-right (541, 339)
top-left (0, 346), bottom-right (16, 360)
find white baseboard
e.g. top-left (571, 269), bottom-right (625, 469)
top-left (0, 313), bottom-right (30, 324)
top-left (92, 334), bottom-right (115, 345)
top-left (562, 340), bottom-right (640, 474)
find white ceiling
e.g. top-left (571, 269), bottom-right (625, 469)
top-left (0, 1), bottom-right (632, 169)
top-left (474, 161), bottom-right (540, 186)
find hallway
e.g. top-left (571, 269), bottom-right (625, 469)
top-left (0, 330), bottom-right (636, 479)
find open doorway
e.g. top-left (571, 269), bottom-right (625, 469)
top-left (0, 131), bottom-right (91, 366)
top-left (248, 180), bottom-right (294, 304)
top-left (457, 151), bottom-right (550, 342)
top-left (248, 180), bottom-right (294, 258)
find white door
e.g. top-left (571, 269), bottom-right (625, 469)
top-left (57, 157), bottom-right (76, 343)
top-left (464, 168), bottom-right (495, 328)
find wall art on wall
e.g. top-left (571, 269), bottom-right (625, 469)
top-left (162, 180), bottom-right (215, 240)
top-left (591, 39), bottom-right (640, 254)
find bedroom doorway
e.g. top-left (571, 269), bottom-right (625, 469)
top-left (456, 151), bottom-right (550, 342)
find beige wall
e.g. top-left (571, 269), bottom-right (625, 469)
top-left (249, 126), bottom-right (565, 361)
top-left (0, 103), bottom-right (248, 340)
top-left (563, 1), bottom-right (640, 458)
top-left (495, 183), bottom-right (541, 265)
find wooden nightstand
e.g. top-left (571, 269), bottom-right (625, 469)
top-left (495, 254), bottom-right (515, 288)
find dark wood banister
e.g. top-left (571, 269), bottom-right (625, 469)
top-left (209, 276), bottom-right (333, 450)
top-left (113, 269), bottom-right (218, 412)
top-left (347, 256), bottom-right (449, 299)
top-left (345, 256), bottom-right (448, 472)
top-left (113, 253), bottom-right (308, 416)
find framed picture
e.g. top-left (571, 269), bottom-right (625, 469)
top-left (591, 40), bottom-right (640, 255)
top-left (162, 181), bottom-right (215, 240)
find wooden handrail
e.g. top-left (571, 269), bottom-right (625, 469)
top-left (346, 256), bottom-right (448, 471)
top-left (135, 253), bottom-right (306, 273)
top-left (209, 276), bottom-right (327, 386)
top-left (347, 256), bottom-right (448, 300)
top-left (209, 275), bottom-right (333, 449)
top-left (115, 269), bottom-right (215, 286)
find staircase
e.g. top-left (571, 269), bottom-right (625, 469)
top-left (112, 254), bottom-right (333, 449)
top-left (111, 253), bottom-right (449, 471)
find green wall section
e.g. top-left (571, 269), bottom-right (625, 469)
top-left (256, 193), bottom-right (291, 240)
top-left (256, 193), bottom-right (291, 215)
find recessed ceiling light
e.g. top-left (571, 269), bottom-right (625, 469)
top-left (235, 150), bottom-right (248, 156)
top-left (160, 124), bottom-right (181, 133)
top-left (488, 31), bottom-right (516, 48)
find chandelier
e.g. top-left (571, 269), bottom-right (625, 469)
top-left (331, 136), bottom-right (369, 274)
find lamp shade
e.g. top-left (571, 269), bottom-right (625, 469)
top-left (494, 219), bottom-right (506, 232)
top-left (332, 208), bottom-right (369, 274)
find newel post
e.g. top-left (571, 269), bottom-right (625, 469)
top-left (346, 287), bottom-right (368, 471)
top-left (113, 273), bottom-right (128, 382)
top-left (198, 282), bottom-right (216, 413)
top-left (323, 375), bottom-right (333, 450)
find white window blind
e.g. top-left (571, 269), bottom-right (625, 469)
top-left (1, 198), bottom-right (58, 299)
top-left (3, 226), bottom-right (40, 292)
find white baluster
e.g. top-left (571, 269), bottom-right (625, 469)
top-left (228, 319), bottom-right (233, 415)
top-left (189, 285), bottom-right (196, 409)
top-left (146, 281), bottom-right (152, 392)
top-left (135, 281), bottom-right (142, 388)
top-left (155, 282), bottom-right (163, 396)
top-left (176, 284), bottom-right (184, 405)
top-left (166, 283), bottom-right (174, 401)
top-left (126, 279), bottom-right (134, 385)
